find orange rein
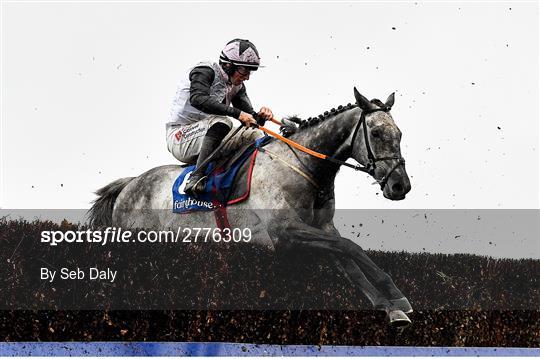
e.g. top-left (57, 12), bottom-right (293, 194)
top-left (255, 116), bottom-right (365, 172)
top-left (267, 117), bottom-right (283, 127)
top-left (256, 118), bottom-right (327, 160)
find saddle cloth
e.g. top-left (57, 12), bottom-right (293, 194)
top-left (172, 136), bottom-right (271, 213)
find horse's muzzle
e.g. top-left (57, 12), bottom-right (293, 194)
top-left (383, 166), bottom-right (411, 200)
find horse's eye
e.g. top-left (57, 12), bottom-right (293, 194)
top-left (371, 129), bottom-right (381, 138)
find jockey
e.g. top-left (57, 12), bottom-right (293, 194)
top-left (166, 39), bottom-right (274, 197)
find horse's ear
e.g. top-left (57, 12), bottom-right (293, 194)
top-left (385, 92), bottom-right (395, 108)
top-left (354, 87), bottom-right (377, 111)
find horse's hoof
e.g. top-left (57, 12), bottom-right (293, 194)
top-left (387, 310), bottom-right (411, 328)
top-left (389, 297), bottom-right (413, 314)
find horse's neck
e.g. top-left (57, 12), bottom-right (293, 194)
top-left (285, 108), bottom-right (359, 186)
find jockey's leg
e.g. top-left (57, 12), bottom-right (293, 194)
top-left (220, 126), bottom-right (265, 157)
top-left (184, 121), bottom-right (231, 196)
top-left (166, 116), bottom-right (233, 164)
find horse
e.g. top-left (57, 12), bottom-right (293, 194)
top-left (88, 88), bottom-right (413, 326)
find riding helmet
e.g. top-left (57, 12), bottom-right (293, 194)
top-left (219, 39), bottom-right (261, 71)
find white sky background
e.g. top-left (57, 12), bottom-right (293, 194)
top-left (1, 1), bottom-right (538, 211)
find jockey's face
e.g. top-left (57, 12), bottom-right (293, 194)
top-left (231, 66), bottom-right (251, 85)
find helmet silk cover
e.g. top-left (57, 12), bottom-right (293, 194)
top-left (220, 39), bottom-right (261, 69)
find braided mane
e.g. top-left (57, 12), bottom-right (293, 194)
top-left (285, 98), bottom-right (386, 131)
top-left (284, 103), bottom-right (358, 131)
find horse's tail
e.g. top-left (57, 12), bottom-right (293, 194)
top-left (87, 177), bottom-right (135, 227)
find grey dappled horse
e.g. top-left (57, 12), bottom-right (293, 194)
top-left (88, 88), bottom-right (413, 326)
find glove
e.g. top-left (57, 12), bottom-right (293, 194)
top-left (252, 112), bottom-right (266, 127)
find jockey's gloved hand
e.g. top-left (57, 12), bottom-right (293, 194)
top-left (256, 107), bottom-right (273, 126)
top-left (239, 111), bottom-right (258, 128)
top-left (280, 119), bottom-right (299, 137)
top-left (251, 112), bottom-right (266, 127)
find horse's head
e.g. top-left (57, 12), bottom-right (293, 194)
top-left (351, 88), bottom-right (411, 200)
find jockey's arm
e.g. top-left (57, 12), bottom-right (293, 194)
top-left (189, 66), bottom-right (243, 119)
top-left (233, 89), bottom-right (273, 122)
top-left (231, 85), bottom-right (254, 114)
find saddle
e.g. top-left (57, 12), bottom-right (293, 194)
top-left (172, 136), bottom-right (271, 214)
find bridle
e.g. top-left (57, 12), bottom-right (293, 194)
top-left (349, 106), bottom-right (406, 190)
top-left (254, 102), bottom-right (406, 191)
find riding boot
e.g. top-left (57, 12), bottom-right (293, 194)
top-left (184, 122), bottom-right (231, 198)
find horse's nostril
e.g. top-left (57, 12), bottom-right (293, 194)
top-left (392, 183), bottom-right (404, 193)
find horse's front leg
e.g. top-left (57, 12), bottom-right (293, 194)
top-left (313, 196), bottom-right (413, 315)
top-left (328, 253), bottom-right (412, 326)
top-left (312, 198), bottom-right (390, 310)
top-left (268, 217), bottom-right (412, 315)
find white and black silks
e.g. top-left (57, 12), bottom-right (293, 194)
top-left (167, 62), bottom-right (254, 128)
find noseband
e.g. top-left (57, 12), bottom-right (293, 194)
top-left (350, 106), bottom-right (405, 190)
